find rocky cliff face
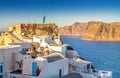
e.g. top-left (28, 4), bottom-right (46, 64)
top-left (15, 23), bottom-right (58, 39)
top-left (58, 21), bottom-right (120, 41)
top-left (59, 26), bottom-right (72, 36)
top-left (0, 23), bottom-right (58, 45)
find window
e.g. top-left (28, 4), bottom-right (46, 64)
top-left (72, 65), bottom-right (77, 71)
top-left (0, 66), bottom-right (2, 73)
top-left (81, 65), bottom-right (86, 72)
top-left (0, 64), bottom-right (3, 73)
top-left (13, 76), bottom-right (16, 78)
top-left (0, 64), bottom-right (4, 78)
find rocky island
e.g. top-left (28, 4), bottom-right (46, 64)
top-left (59, 21), bottom-right (120, 41)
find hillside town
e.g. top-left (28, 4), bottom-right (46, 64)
top-left (0, 23), bottom-right (112, 78)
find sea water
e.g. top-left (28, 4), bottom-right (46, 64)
top-left (61, 36), bottom-right (120, 78)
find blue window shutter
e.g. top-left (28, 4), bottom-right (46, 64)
top-left (32, 62), bottom-right (37, 76)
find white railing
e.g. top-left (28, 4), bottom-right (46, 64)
top-left (69, 59), bottom-right (112, 78)
top-left (97, 70), bottom-right (112, 78)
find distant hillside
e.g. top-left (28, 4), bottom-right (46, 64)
top-left (58, 21), bottom-right (120, 41)
top-left (0, 23), bottom-right (58, 45)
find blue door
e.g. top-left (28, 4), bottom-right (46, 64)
top-left (32, 62), bottom-right (38, 76)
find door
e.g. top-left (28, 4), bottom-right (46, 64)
top-left (59, 69), bottom-right (62, 78)
top-left (32, 62), bottom-right (38, 76)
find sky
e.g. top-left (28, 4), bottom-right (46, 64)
top-left (0, 0), bottom-right (120, 31)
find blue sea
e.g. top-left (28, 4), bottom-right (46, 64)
top-left (61, 36), bottom-right (120, 78)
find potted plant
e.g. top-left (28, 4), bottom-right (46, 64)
top-left (30, 52), bottom-right (37, 58)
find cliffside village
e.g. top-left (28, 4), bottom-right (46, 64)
top-left (0, 24), bottom-right (112, 78)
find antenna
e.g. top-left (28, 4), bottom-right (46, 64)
top-left (42, 16), bottom-right (46, 24)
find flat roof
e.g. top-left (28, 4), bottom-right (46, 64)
top-left (61, 73), bottom-right (83, 78)
top-left (75, 58), bottom-right (91, 64)
top-left (42, 53), bottom-right (65, 63)
top-left (0, 45), bottom-right (21, 49)
top-left (69, 58), bottom-right (91, 66)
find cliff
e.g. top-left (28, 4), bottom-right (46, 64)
top-left (0, 23), bottom-right (58, 45)
top-left (15, 23), bottom-right (58, 39)
top-left (58, 21), bottom-right (120, 41)
top-left (59, 26), bottom-right (72, 36)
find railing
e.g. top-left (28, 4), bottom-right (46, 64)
top-left (97, 70), bottom-right (112, 78)
top-left (69, 59), bottom-right (112, 78)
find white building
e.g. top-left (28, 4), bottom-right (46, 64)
top-left (10, 53), bottom-right (68, 78)
top-left (33, 35), bottom-right (67, 56)
top-left (0, 35), bottom-right (112, 78)
top-left (0, 45), bottom-right (22, 78)
top-left (66, 48), bottom-right (112, 78)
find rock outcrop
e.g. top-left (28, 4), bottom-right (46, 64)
top-left (58, 21), bottom-right (120, 41)
top-left (59, 26), bottom-right (72, 36)
top-left (0, 23), bottom-right (58, 45)
top-left (15, 23), bottom-right (58, 39)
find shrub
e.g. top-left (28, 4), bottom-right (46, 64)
top-left (30, 52), bottom-right (37, 58)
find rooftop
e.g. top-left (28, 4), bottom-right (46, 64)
top-left (0, 45), bottom-right (21, 49)
top-left (69, 58), bottom-right (91, 66)
top-left (76, 58), bottom-right (89, 63)
top-left (42, 53), bottom-right (65, 63)
top-left (61, 73), bottom-right (83, 78)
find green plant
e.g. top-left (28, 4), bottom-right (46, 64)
top-left (30, 52), bottom-right (37, 58)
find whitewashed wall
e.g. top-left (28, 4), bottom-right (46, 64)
top-left (22, 59), bottom-right (33, 75)
top-left (0, 49), bottom-right (4, 64)
top-left (33, 36), bottom-right (42, 43)
top-left (8, 42), bottom-right (32, 49)
top-left (3, 48), bottom-right (12, 78)
top-left (11, 46), bottom-right (22, 53)
top-left (0, 45), bottom-right (23, 78)
top-left (66, 50), bottom-right (78, 58)
top-left (14, 53), bottom-right (31, 71)
top-left (22, 58), bottom-right (46, 76)
top-left (45, 36), bottom-right (53, 44)
top-left (47, 58), bottom-right (68, 78)
top-left (48, 45), bottom-right (67, 56)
